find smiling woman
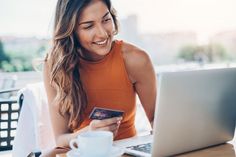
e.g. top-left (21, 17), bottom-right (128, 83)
top-left (76, 1), bottom-right (117, 61)
top-left (43, 0), bottom-right (156, 148)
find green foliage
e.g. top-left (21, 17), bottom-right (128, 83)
top-left (1, 61), bottom-right (13, 71)
top-left (177, 43), bottom-right (228, 63)
top-left (210, 43), bottom-right (228, 60)
top-left (178, 45), bottom-right (196, 61)
top-left (0, 40), bottom-right (10, 68)
top-left (0, 39), bottom-right (48, 72)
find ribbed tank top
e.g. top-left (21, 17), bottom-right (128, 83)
top-left (76, 40), bottom-right (136, 140)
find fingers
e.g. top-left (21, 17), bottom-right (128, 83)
top-left (97, 123), bottom-right (117, 132)
top-left (88, 117), bottom-right (123, 138)
top-left (90, 117), bottom-right (122, 129)
top-left (99, 117), bottom-right (122, 127)
top-left (96, 122), bottom-right (121, 137)
top-left (112, 121), bottom-right (121, 137)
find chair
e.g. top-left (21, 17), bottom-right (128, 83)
top-left (0, 75), bottom-right (17, 89)
top-left (0, 75), bottom-right (18, 99)
top-left (0, 88), bottom-right (22, 151)
top-left (12, 82), bottom-right (56, 157)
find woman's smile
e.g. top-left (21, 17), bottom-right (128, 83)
top-left (93, 38), bottom-right (108, 45)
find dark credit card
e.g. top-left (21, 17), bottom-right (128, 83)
top-left (89, 107), bottom-right (124, 120)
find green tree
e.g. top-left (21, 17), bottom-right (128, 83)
top-left (0, 40), bottom-right (10, 68)
top-left (177, 43), bottom-right (228, 63)
top-left (177, 45), bottom-right (197, 61)
top-left (208, 43), bottom-right (227, 61)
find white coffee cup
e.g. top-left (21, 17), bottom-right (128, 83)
top-left (69, 131), bottom-right (113, 157)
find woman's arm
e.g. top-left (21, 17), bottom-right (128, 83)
top-left (43, 61), bottom-right (122, 147)
top-left (43, 61), bottom-right (83, 147)
top-left (122, 42), bottom-right (157, 125)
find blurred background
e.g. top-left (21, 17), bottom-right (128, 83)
top-left (0, 0), bottom-right (236, 89)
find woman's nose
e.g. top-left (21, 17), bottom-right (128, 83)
top-left (95, 25), bottom-right (108, 39)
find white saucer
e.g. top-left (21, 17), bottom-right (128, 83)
top-left (66, 146), bottom-right (124, 157)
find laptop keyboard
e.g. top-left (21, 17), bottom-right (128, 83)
top-left (127, 143), bottom-right (152, 154)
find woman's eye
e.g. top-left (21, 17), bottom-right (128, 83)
top-left (103, 18), bottom-right (111, 22)
top-left (83, 25), bottom-right (93, 29)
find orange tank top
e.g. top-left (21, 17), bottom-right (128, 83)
top-left (76, 40), bottom-right (136, 140)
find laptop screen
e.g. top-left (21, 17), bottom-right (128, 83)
top-left (152, 68), bottom-right (236, 156)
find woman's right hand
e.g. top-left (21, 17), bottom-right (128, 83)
top-left (88, 117), bottom-right (123, 137)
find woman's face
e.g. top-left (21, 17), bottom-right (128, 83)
top-left (76, 0), bottom-right (115, 61)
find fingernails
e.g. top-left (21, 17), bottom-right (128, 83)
top-left (117, 117), bottom-right (122, 121)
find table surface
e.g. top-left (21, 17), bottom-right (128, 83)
top-left (61, 141), bottom-right (235, 157)
top-left (122, 142), bottom-right (235, 157)
top-left (176, 143), bottom-right (235, 157)
top-left (61, 139), bottom-right (235, 157)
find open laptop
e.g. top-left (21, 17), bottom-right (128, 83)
top-left (114, 67), bottom-right (236, 157)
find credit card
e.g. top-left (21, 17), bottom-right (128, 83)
top-left (89, 107), bottom-right (124, 120)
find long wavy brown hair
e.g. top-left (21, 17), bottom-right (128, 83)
top-left (46, 0), bottom-right (118, 131)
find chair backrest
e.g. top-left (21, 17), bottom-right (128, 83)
top-left (12, 82), bottom-right (56, 157)
top-left (0, 76), bottom-right (18, 99)
top-left (0, 91), bottom-right (22, 151)
top-left (1, 75), bottom-right (17, 89)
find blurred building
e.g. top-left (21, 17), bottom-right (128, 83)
top-left (140, 32), bottom-right (197, 65)
top-left (117, 15), bottom-right (198, 65)
top-left (117, 14), bottom-right (143, 46)
top-left (1, 36), bottom-right (49, 53)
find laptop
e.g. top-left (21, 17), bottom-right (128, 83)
top-left (114, 67), bottom-right (236, 157)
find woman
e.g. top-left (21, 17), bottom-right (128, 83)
top-left (43, 0), bottom-right (156, 148)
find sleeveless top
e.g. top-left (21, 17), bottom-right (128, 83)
top-left (76, 40), bottom-right (136, 140)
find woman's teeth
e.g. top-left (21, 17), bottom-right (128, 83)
top-left (94, 39), bottom-right (107, 45)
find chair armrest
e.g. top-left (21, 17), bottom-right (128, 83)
top-left (27, 151), bottom-right (42, 157)
top-left (0, 88), bottom-right (20, 94)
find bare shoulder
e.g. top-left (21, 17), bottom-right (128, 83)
top-left (121, 42), bottom-right (150, 66)
top-left (121, 41), bottom-right (153, 83)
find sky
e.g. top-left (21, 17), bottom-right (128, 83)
top-left (0, 0), bottom-right (236, 38)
